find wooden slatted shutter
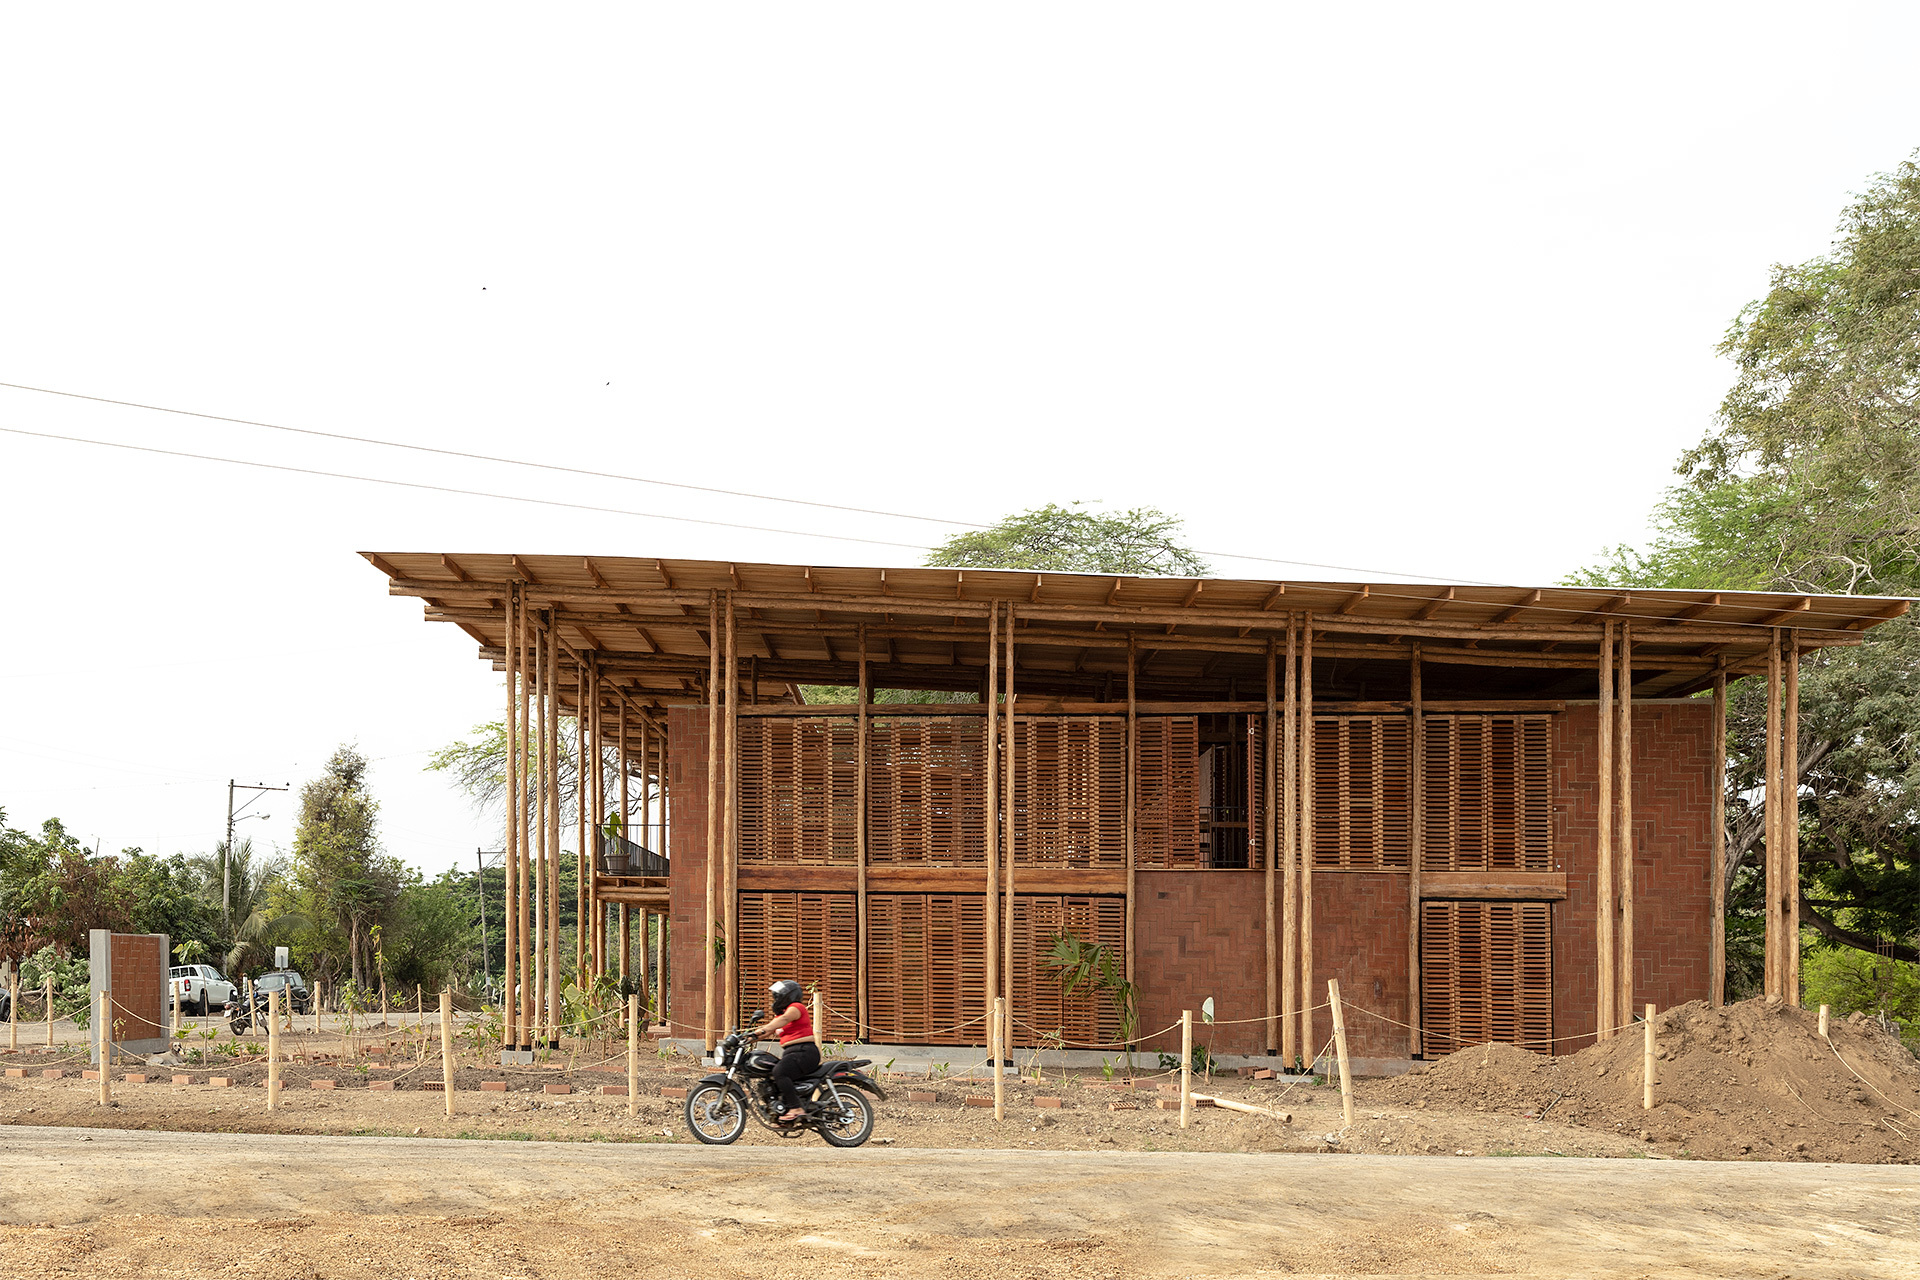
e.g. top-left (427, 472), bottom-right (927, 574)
top-left (1419, 900), bottom-right (1553, 1055)
top-left (867, 718), bottom-right (989, 865)
top-left (1305, 716), bottom-right (1412, 869)
top-left (738, 718), bottom-right (858, 865)
top-left (1009, 895), bottom-right (1125, 1047)
top-left (866, 894), bottom-right (987, 1044)
top-left (1422, 715), bottom-right (1553, 871)
top-left (735, 892), bottom-right (858, 1040)
top-left (1136, 717), bottom-right (1202, 868)
top-left (1014, 718), bottom-right (1127, 868)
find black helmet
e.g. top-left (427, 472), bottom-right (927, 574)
top-left (768, 980), bottom-right (804, 1014)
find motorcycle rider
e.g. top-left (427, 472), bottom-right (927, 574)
top-left (751, 979), bottom-right (818, 1123)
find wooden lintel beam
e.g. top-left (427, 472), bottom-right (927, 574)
top-left (1849, 600), bottom-right (1910, 630)
top-left (441, 554), bottom-right (473, 583)
top-left (1755, 597), bottom-right (1814, 628)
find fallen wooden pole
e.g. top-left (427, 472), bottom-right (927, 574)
top-left (1190, 1093), bottom-right (1291, 1124)
top-left (1642, 1003), bottom-right (1655, 1110)
top-left (1328, 978), bottom-right (1353, 1128)
top-left (440, 990), bottom-right (455, 1117)
top-left (1180, 1009), bottom-right (1194, 1130)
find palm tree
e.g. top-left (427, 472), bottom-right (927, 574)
top-left (187, 840), bottom-right (306, 974)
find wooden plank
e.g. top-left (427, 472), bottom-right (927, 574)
top-left (1418, 871), bottom-right (1568, 900)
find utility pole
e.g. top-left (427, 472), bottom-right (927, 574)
top-left (226, 781), bottom-right (289, 931)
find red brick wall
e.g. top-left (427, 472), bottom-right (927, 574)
top-left (1552, 701), bottom-right (1714, 1053)
top-left (667, 704), bottom-right (713, 1040)
top-left (108, 934), bottom-right (165, 1042)
top-left (1133, 871), bottom-right (1267, 1055)
top-left (1311, 873), bottom-right (1411, 1061)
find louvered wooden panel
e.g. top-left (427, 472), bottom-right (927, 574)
top-left (867, 718), bottom-right (989, 864)
top-left (1309, 716), bottom-right (1413, 869)
top-left (1014, 718), bottom-right (1126, 868)
top-left (738, 718), bottom-right (858, 865)
top-left (1420, 900), bottom-right (1553, 1056)
top-left (1009, 895), bottom-right (1125, 1047)
top-left (866, 894), bottom-right (987, 1044)
top-left (1136, 717), bottom-right (1202, 868)
top-left (1422, 715), bottom-right (1553, 871)
top-left (734, 892), bottom-right (858, 1040)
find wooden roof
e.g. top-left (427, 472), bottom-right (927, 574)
top-left (366, 551), bottom-right (1911, 716)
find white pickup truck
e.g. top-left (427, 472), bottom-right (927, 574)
top-left (169, 964), bottom-right (237, 1016)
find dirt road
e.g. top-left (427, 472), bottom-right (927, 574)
top-left (1, 1125), bottom-right (1913, 1278)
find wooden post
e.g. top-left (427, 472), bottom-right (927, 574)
top-left (1596, 620), bottom-right (1616, 1039)
top-left (1818, 1003), bottom-right (1830, 1039)
top-left (245, 978), bottom-right (255, 1039)
top-left (98, 989), bottom-right (112, 1104)
top-left (267, 989), bottom-right (281, 1111)
top-left (547, 624), bottom-right (562, 1035)
top-left (1282, 615), bottom-right (1298, 1065)
top-left (1179, 1008), bottom-right (1193, 1130)
top-left (1765, 629), bottom-right (1783, 1000)
top-left (1328, 978), bottom-right (1353, 1128)
top-left (1264, 637), bottom-right (1278, 1055)
top-left (503, 583), bottom-right (520, 1052)
top-left (627, 993), bottom-right (640, 1118)
top-left (1785, 637), bottom-right (1801, 1006)
top-left (532, 614), bottom-right (547, 1044)
top-left (46, 975), bottom-right (54, 1048)
top-left (439, 990), bottom-right (455, 1117)
top-left (1124, 631), bottom-right (1136, 987)
top-left (1409, 644), bottom-right (1423, 1057)
top-left (856, 622), bottom-right (870, 1040)
top-left (985, 602), bottom-right (1001, 1033)
top-left (1710, 662), bottom-right (1727, 1007)
top-left (704, 591), bottom-right (720, 1052)
top-left (618, 696), bottom-right (629, 985)
top-left (1299, 614), bottom-right (1315, 1059)
top-left (576, 663), bottom-right (588, 977)
top-left (723, 592), bottom-right (740, 1035)
top-left (1002, 606), bottom-right (1017, 1059)
top-left (7, 971), bottom-right (15, 1052)
top-left (991, 995), bottom-right (1005, 1120)
top-left (1616, 623), bottom-right (1635, 1033)
top-left (1641, 1003), bottom-right (1655, 1110)
top-left (517, 590), bottom-right (534, 1049)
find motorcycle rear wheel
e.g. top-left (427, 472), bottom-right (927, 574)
top-left (685, 1083), bottom-right (748, 1145)
top-left (816, 1087), bottom-right (875, 1148)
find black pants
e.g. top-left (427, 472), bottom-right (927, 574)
top-left (772, 1042), bottom-right (820, 1111)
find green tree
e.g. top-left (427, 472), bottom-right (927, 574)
top-left (926, 502), bottom-right (1210, 577)
top-left (289, 746), bottom-right (407, 991)
top-left (1573, 153), bottom-right (1920, 997)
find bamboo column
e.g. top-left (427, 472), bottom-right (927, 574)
top-left (1409, 644), bottom-right (1424, 1057)
top-left (856, 622), bottom-right (870, 1040)
top-left (1596, 620), bottom-right (1616, 1040)
top-left (638, 714), bottom-right (652, 1013)
top-left (544, 626), bottom-right (558, 1036)
top-left (1765, 629), bottom-right (1784, 1000)
top-left (1710, 662), bottom-right (1727, 1007)
top-left (1282, 615), bottom-right (1298, 1065)
top-left (618, 694), bottom-right (630, 982)
top-left (576, 663), bottom-right (587, 976)
top-left (517, 594), bottom-right (534, 1048)
top-left (704, 592), bottom-right (720, 1051)
top-left (1785, 636), bottom-right (1801, 1005)
top-left (985, 601), bottom-right (1001, 1041)
top-left (1002, 604), bottom-right (1017, 1057)
top-left (1616, 623), bottom-right (1635, 1033)
top-left (1264, 637), bottom-right (1278, 1055)
top-left (722, 592), bottom-right (739, 1033)
top-left (1124, 632), bottom-right (1136, 986)
top-left (502, 584), bottom-right (520, 1052)
top-left (532, 614), bottom-right (547, 1042)
top-left (1298, 613), bottom-right (1314, 1059)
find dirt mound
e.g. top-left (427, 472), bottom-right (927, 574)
top-left (1379, 997), bottom-right (1920, 1162)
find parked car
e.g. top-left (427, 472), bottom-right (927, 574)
top-left (250, 970), bottom-right (311, 1015)
top-left (169, 964), bottom-right (237, 1016)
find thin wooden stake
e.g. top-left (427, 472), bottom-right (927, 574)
top-left (98, 989), bottom-right (112, 1104)
top-left (991, 995), bottom-right (1005, 1120)
top-left (47, 975), bottom-right (54, 1048)
top-left (1642, 1003), bottom-right (1655, 1110)
top-left (812, 989), bottom-right (825, 1054)
top-left (1818, 1003), bottom-right (1830, 1039)
top-left (628, 993), bottom-right (641, 1118)
top-left (1328, 977), bottom-right (1353, 1128)
top-left (440, 990), bottom-right (455, 1117)
top-left (1180, 1008), bottom-right (1193, 1130)
top-left (7, 970), bottom-right (15, 1052)
top-left (267, 989), bottom-right (281, 1111)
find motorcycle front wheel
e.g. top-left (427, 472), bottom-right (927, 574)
top-left (816, 1087), bottom-right (875, 1148)
top-left (684, 1083), bottom-right (749, 1145)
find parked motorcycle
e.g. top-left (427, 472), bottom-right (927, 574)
top-left (226, 990), bottom-right (271, 1035)
top-left (684, 1012), bottom-right (886, 1147)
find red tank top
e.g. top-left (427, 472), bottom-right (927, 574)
top-left (778, 1004), bottom-right (814, 1045)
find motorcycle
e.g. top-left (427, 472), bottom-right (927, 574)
top-left (226, 990), bottom-right (271, 1035)
top-left (684, 1012), bottom-right (886, 1147)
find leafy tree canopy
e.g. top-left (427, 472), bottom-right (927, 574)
top-left (925, 502), bottom-right (1209, 578)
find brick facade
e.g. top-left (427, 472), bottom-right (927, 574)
top-left (668, 702), bottom-right (1716, 1062)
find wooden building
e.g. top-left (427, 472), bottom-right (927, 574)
top-left (366, 553), bottom-right (1905, 1068)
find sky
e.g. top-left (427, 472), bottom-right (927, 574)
top-left (3, 3), bottom-right (1917, 878)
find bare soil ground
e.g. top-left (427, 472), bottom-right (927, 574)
top-left (3, 1125), bottom-right (1917, 1279)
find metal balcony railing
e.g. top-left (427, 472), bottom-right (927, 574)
top-left (595, 829), bottom-right (669, 877)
